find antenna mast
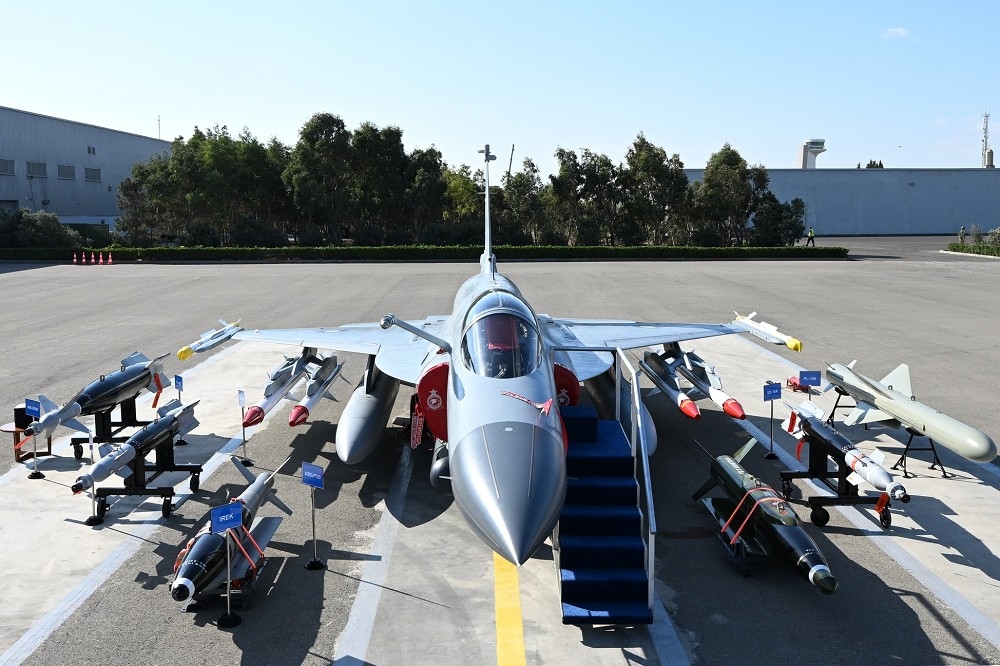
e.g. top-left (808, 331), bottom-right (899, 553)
top-left (983, 112), bottom-right (990, 168)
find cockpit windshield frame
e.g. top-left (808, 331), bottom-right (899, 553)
top-left (461, 292), bottom-right (541, 379)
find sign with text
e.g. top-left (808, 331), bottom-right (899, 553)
top-left (210, 503), bottom-right (242, 533)
top-left (174, 375), bottom-right (184, 392)
top-left (24, 399), bottom-right (41, 419)
top-left (238, 390), bottom-right (246, 408)
top-left (302, 462), bottom-right (324, 490)
top-left (799, 370), bottom-right (822, 387)
top-left (763, 383), bottom-right (782, 402)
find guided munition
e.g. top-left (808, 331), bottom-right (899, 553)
top-left (177, 319), bottom-right (243, 360)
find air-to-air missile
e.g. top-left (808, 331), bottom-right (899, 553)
top-left (692, 439), bottom-right (838, 594)
top-left (642, 344), bottom-right (746, 420)
top-left (825, 361), bottom-right (997, 463)
top-left (241, 349), bottom-right (317, 427)
top-left (23, 352), bottom-right (170, 441)
top-left (783, 399), bottom-right (909, 503)
top-left (71, 400), bottom-right (200, 494)
top-left (288, 355), bottom-right (343, 426)
top-left (731, 311), bottom-right (803, 352)
top-left (176, 318), bottom-right (243, 360)
top-left (170, 457), bottom-right (290, 604)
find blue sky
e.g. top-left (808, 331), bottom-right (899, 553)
top-left (6, 2), bottom-right (999, 177)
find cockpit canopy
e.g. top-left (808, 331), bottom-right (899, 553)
top-left (461, 291), bottom-right (541, 379)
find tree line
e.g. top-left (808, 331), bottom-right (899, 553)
top-left (111, 113), bottom-right (805, 248)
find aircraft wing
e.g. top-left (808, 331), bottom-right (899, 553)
top-left (235, 317), bottom-right (449, 385)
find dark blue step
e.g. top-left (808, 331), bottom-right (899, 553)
top-left (566, 475), bottom-right (638, 505)
top-left (566, 422), bottom-right (634, 476)
top-left (558, 534), bottom-right (646, 569)
top-left (560, 404), bottom-right (599, 442)
top-left (559, 504), bottom-right (642, 537)
top-left (559, 567), bottom-right (648, 604)
top-left (561, 600), bottom-right (653, 626)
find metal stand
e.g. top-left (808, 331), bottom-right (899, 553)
top-left (84, 434), bottom-right (104, 526)
top-left (27, 435), bottom-right (45, 478)
top-left (306, 486), bottom-right (325, 570)
top-left (764, 386), bottom-right (777, 460)
top-left (69, 398), bottom-right (150, 460)
top-left (239, 406), bottom-right (252, 467)
top-left (892, 429), bottom-right (951, 479)
top-left (218, 531), bottom-right (242, 628)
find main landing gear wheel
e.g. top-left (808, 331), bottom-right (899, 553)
top-left (96, 496), bottom-right (108, 518)
top-left (810, 507), bottom-right (830, 527)
top-left (879, 508), bottom-right (892, 529)
top-left (162, 499), bottom-right (173, 518)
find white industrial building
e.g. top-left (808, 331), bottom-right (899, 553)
top-left (0, 106), bottom-right (170, 229)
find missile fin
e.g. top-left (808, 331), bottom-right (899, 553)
top-left (230, 456), bottom-right (257, 484)
top-left (845, 403), bottom-right (894, 427)
top-left (63, 418), bottom-right (89, 433)
top-left (114, 467), bottom-right (133, 479)
top-left (880, 363), bottom-right (912, 396)
top-left (38, 394), bottom-right (59, 413)
top-left (691, 476), bottom-right (718, 501)
top-left (733, 438), bottom-right (758, 463)
top-left (869, 449), bottom-right (886, 466)
top-left (846, 471), bottom-right (862, 486)
top-left (267, 492), bottom-right (293, 516)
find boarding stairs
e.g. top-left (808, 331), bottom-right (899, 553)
top-left (556, 403), bottom-right (654, 625)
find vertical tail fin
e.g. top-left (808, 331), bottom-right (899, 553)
top-left (479, 144), bottom-right (497, 277)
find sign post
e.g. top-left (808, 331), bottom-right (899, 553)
top-left (211, 503), bottom-right (243, 629)
top-left (237, 390), bottom-right (252, 467)
top-left (799, 370), bottom-right (821, 393)
top-left (302, 462), bottom-right (326, 570)
top-left (85, 431), bottom-right (103, 526)
top-left (24, 398), bottom-right (44, 479)
top-left (763, 381), bottom-right (781, 459)
top-left (175, 374), bottom-right (184, 402)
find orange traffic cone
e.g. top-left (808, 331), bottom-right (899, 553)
top-left (90, 251), bottom-right (95, 265)
top-left (98, 252), bottom-right (104, 265)
top-left (108, 251), bottom-right (114, 265)
top-left (72, 252), bottom-right (77, 265)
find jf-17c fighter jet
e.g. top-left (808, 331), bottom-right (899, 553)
top-left (825, 361), bottom-right (997, 463)
top-left (177, 319), bottom-right (243, 360)
top-left (22, 352), bottom-right (170, 445)
top-left (235, 145), bottom-right (801, 566)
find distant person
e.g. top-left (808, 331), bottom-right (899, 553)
top-left (806, 227), bottom-right (815, 246)
top-left (960, 226), bottom-right (966, 244)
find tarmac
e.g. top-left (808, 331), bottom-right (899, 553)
top-left (2, 238), bottom-right (1000, 665)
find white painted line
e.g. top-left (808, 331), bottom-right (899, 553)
top-left (334, 445), bottom-right (413, 662)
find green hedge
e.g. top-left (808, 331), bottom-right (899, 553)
top-left (947, 243), bottom-right (1000, 256)
top-left (0, 244), bottom-right (850, 262)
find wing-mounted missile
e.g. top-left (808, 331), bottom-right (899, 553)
top-left (824, 361), bottom-right (998, 463)
top-left (242, 348), bottom-right (317, 427)
top-left (289, 355), bottom-right (344, 426)
top-left (731, 311), bottom-right (803, 352)
top-left (170, 457), bottom-right (290, 605)
top-left (782, 400), bottom-right (909, 503)
top-left (177, 318), bottom-right (243, 360)
top-left (71, 400), bottom-right (200, 494)
top-left (639, 351), bottom-right (700, 420)
top-left (644, 344), bottom-right (746, 419)
top-left (693, 439), bottom-right (838, 594)
top-left (335, 355), bottom-right (400, 464)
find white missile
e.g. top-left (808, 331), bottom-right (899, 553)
top-left (289, 355), bottom-right (344, 426)
top-left (732, 311), bottom-right (803, 351)
top-left (177, 318), bottom-right (243, 360)
top-left (640, 352), bottom-right (701, 420)
top-left (242, 352), bottom-right (312, 427)
top-left (648, 345), bottom-right (746, 420)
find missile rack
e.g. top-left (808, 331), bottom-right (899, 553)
top-left (69, 397), bottom-right (150, 460)
top-left (93, 432), bottom-right (202, 519)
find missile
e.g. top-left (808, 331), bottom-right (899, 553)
top-left (582, 366), bottom-right (658, 455)
top-left (241, 350), bottom-right (314, 427)
top-left (693, 440), bottom-right (838, 594)
top-left (335, 362), bottom-right (400, 464)
top-left (177, 318), bottom-right (243, 360)
top-left (731, 311), bottom-right (803, 352)
top-left (783, 400), bottom-right (909, 502)
top-left (170, 457), bottom-right (290, 603)
top-left (640, 352), bottom-right (701, 420)
top-left (23, 352), bottom-right (170, 441)
top-left (289, 355), bottom-right (343, 426)
top-left (825, 361), bottom-right (997, 463)
top-left (646, 345), bottom-right (746, 419)
top-left (71, 400), bottom-right (199, 494)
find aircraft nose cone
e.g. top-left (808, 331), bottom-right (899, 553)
top-left (450, 421), bottom-right (566, 565)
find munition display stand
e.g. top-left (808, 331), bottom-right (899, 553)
top-left (891, 428), bottom-right (951, 479)
top-left (93, 435), bottom-right (202, 519)
top-left (69, 397), bottom-right (150, 460)
top-left (779, 440), bottom-right (894, 529)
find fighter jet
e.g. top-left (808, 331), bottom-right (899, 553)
top-left (235, 145), bottom-right (800, 566)
top-left (825, 361), bottom-right (997, 463)
top-left (177, 319), bottom-right (243, 360)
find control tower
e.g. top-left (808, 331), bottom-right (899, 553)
top-left (800, 139), bottom-right (826, 169)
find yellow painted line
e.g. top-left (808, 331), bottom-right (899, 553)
top-left (494, 552), bottom-right (527, 666)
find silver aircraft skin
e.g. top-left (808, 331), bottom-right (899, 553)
top-left (825, 361), bottom-right (997, 463)
top-left (235, 145), bottom-right (800, 565)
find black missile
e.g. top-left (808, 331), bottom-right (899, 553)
top-left (693, 440), bottom-right (838, 594)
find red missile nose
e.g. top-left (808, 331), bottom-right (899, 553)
top-left (289, 405), bottom-right (309, 427)
top-left (722, 398), bottom-right (746, 420)
top-left (679, 399), bottom-right (701, 420)
top-left (242, 406), bottom-right (264, 428)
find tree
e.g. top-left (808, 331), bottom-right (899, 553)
top-left (0, 208), bottom-right (83, 247)
top-left (548, 149), bottom-right (584, 244)
top-left (349, 123), bottom-right (409, 244)
top-left (749, 194), bottom-right (806, 246)
top-left (620, 134), bottom-right (689, 245)
top-left (502, 158), bottom-right (544, 245)
top-left (690, 144), bottom-right (769, 246)
top-left (405, 146), bottom-right (447, 241)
